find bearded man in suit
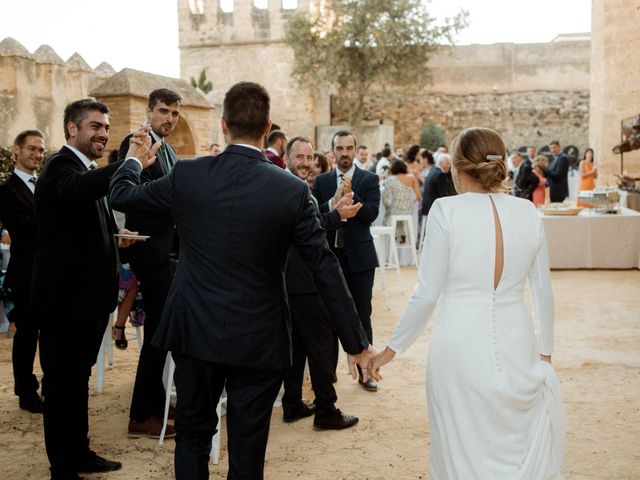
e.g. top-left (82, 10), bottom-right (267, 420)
top-left (118, 88), bottom-right (181, 438)
top-left (33, 99), bottom-right (139, 480)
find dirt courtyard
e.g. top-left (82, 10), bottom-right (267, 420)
top-left (0, 268), bottom-right (638, 479)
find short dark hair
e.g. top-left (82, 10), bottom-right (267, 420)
top-left (550, 140), bottom-right (560, 147)
top-left (420, 149), bottom-right (434, 166)
top-left (357, 145), bottom-right (368, 152)
top-left (381, 147), bottom-right (391, 158)
top-left (268, 130), bottom-right (287, 146)
top-left (148, 88), bottom-right (182, 109)
top-left (63, 99), bottom-right (109, 140)
top-left (510, 150), bottom-right (522, 157)
top-left (107, 149), bottom-right (119, 164)
top-left (13, 129), bottom-right (44, 148)
top-left (314, 152), bottom-right (329, 173)
top-left (331, 129), bottom-right (357, 149)
top-left (389, 159), bottom-right (407, 175)
top-left (285, 136), bottom-right (312, 158)
top-left (223, 82), bottom-right (270, 140)
top-left (405, 144), bottom-right (420, 163)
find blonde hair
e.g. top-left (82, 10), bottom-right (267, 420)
top-left (533, 154), bottom-right (549, 169)
top-left (450, 127), bottom-right (509, 193)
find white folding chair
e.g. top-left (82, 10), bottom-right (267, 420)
top-left (95, 309), bottom-right (116, 393)
top-left (371, 232), bottom-right (389, 308)
top-left (390, 214), bottom-right (419, 266)
top-left (370, 226), bottom-right (402, 288)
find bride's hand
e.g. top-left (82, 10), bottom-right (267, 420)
top-left (540, 354), bottom-right (551, 363)
top-left (369, 346), bottom-right (396, 382)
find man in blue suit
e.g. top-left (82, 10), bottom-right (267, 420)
top-left (545, 140), bottom-right (570, 202)
top-left (312, 130), bottom-right (381, 391)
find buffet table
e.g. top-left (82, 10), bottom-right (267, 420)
top-left (540, 207), bottom-right (640, 269)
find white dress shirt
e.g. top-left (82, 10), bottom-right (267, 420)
top-left (65, 144), bottom-right (94, 170)
top-left (13, 168), bottom-right (37, 193)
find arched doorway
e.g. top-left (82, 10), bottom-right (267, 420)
top-left (168, 115), bottom-right (196, 158)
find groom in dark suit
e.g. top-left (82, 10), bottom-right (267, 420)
top-left (110, 82), bottom-right (374, 480)
top-left (33, 99), bottom-right (139, 480)
top-left (545, 140), bottom-right (570, 202)
top-left (117, 88), bottom-right (181, 438)
top-left (312, 130), bottom-right (381, 391)
top-left (0, 129), bottom-right (45, 413)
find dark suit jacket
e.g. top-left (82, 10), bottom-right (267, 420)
top-left (514, 159), bottom-right (540, 201)
top-left (118, 133), bottom-right (177, 266)
top-left (421, 167), bottom-right (456, 216)
top-left (0, 174), bottom-right (37, 297)
top-left (264, 149), bottom-right (285, 169)
top-left (545, 153), bottom-right (569, 202)
top-left (110, 145), bottom-right (369, 370)
top-left (312, 167), bottom-right (380, 273)
top-left (285, 194), bottom-right (341, 296)
top-left (32, 146), bottom-right (121, 320)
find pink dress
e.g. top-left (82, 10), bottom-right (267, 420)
top-left (532, 170), bottom-right (546, 207)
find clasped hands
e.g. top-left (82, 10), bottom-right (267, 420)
top-left (332, 177), bottom-right (363, 220)
top-left (126, 125), bottom-right (161, 169)
top-left (346, 345), bottom-right (396, 383)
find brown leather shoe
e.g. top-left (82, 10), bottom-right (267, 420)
top-left (128, 416), bottom-right (175, 439)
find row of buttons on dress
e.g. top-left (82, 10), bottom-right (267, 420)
top-left (492, 291), bottom-right (502, 373)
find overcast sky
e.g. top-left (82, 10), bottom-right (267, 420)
top-left (1, 0), bottom-right (591, 78)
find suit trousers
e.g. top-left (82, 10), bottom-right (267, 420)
top-left (10, 291), bottom-right (40, 398)
top-left (282, 293), bottom-right (338, 418)
top-left (173, 353), bottom-right (282, 480)
top-left (129, 259), bottom-right (175, 421)
top-left (39, 311), bottom-right (109, 476)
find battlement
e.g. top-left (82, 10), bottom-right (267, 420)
top-left (178, 0), bottom-right (310, 48)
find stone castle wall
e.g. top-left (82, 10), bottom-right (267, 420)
top-left (178, 1), bottom-right (591, 153)
top-left (589, 0), bottom-right (640, 183)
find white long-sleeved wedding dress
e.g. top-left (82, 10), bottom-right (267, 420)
top-left (388, 192), bottom-right (565, 479)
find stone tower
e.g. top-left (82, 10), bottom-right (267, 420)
top-left (178, 0), bottom-right (330, 144)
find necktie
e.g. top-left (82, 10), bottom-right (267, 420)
top-left (89, 164), bottom-right (120, 271)
top-left (161, 142), bottom-right (173, 174)
top-left (28, 176), bottom-right (37, 184)
top-left (335, 174), bottom-right (345, 249)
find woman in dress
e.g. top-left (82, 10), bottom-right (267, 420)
top-left (383, 160), bottom-right (421, 244)
top-left (370, 127), bottom-right (565, 479)
top-left (532, 155), bottom-right (549, 207)
top-left (577, 148), bottom-right (597, 207)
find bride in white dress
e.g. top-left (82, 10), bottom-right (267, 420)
top-left (369, 127), bottom-right (565, 479)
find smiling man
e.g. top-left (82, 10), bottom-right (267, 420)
top-left (117, 88), bottom-right (181, 439)
top-left (0, 129), bottom-right (45, 414)
top-left (33, 99), bottom-right (139, 479)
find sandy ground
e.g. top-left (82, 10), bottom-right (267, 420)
top-left (0, 268), bottom-right (638, 479)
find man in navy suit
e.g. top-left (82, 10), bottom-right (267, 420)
top-left (545, 140), bottom-right (570, 202)
top-left (0, 129), bottom-right (45, 413)
top-left (33, 99), bottom-right (139, 480)
top-left (110, 82), bottom-right (374, 480)
top-left (117, 88), bottom-right (182, 438)
top-left (312, 130), bottom-right (381, 391)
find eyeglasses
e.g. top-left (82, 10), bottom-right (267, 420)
top-left (21, 145), bottom-right (45, 155)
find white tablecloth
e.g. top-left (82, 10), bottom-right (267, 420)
top-left (540, 207), bottom-right (640, 269)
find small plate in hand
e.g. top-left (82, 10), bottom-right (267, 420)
top-left (114, 233), bottom-right (150, 241)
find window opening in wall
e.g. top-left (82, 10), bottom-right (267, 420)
top-left (188, 0), bottom-right (205, 14)
top-left (253, 0), bottom-right (268, 9)
top-left (282, 0), bottom-right (298, 9)
top-left (220, 0), bottom-right (234, 13)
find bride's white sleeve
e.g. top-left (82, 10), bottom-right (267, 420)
top-left (387, 201), bottom-right (449, 353)
top-left (527, 217), bottom-right (555, 355)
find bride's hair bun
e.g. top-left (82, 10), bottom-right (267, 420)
top-left (450, 127), bottom-right (509, 192)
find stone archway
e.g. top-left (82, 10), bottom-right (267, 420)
top-left (168, 115), bottom-right (196, 157)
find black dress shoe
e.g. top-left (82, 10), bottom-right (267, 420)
top-left (313, 409), bottom-right (359, 430)
top-left (75, 452), bottom-right (122, 473)
top-left (358, 377), bottom-right (378, 392)
top-left (283, 401), bottom-right (316, 423)
top-left (19, 394), bottom-right (44, 413)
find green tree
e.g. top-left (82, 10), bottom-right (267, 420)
top-left (420, 122), bottom-right (446, 151)
top-left (285, 0), bottom-right (467, 125)
top-left (190, 68), bottom-right (213, 94)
